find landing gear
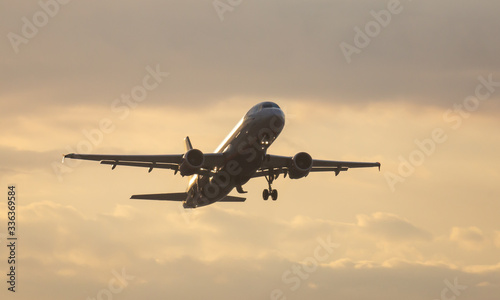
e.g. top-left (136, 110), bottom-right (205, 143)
top-left (263, 172), bottom-right (278, 201)
top-left (263, 189), bottom-right (270, 201)
top-left (271, 189), bottom-right (278, 200)
top-left (263, 188), bottom-right (278, 200)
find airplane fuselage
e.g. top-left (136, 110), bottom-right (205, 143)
top-left (184, 103), bottom-right (285, 208)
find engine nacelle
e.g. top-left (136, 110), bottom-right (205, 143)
top-left (288, 152), bottom-right (313, 179)
top-left (179, 149), bottom-right (204, 176)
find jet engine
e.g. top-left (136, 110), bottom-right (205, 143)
top-left (288, 152), bottom-right (313, 179)
top-left (179, 149), bottom-right (204, 176)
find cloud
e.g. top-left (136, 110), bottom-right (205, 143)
top-left (2, 0), bottom-right (500, 115)
top-left (494, 231), bottom-right (500, 249)
top-left (15, 201), bottom-right (425, 266)
top-left (15, 249), bottom-right (500, 300)
top-left (16, 200), bottom-right (436, 265)
top-left (450, 226), bottom-right (486, 251)
top-left (357, 212), bottom-right (432, 241)
top-left (0, 146), bottom-right (61, 178)
top-left (2, 198), bottom-right (498, 300)
top-left (121, 257), bottom-right (498, 300)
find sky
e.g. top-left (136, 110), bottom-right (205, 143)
top-left (1, 0), bottom-right (500, 299)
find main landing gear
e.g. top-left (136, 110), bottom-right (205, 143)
top-left (263, 173), bottom-right (278, 201)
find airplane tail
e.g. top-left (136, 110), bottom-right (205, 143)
top-left (219, 196), bottom-right (246, 202)
top-left (130, 192), bottom-right (246, 202)
top-left (184, 136), bottom-right (193, 151)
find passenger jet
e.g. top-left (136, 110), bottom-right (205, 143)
top-left (64, 102), bottom-right (380, 208)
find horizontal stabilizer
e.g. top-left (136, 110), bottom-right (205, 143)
top-left (130, 192), bottom-right (187, 201)
top-left (219, 196), bottom-right (246, 202)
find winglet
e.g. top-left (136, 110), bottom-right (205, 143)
top-left (184, 136), bottom-right (193, 151)
top-left (377, 162), bottom-right (381, 171)
top-left (62, 153), bottom-right (76, 163)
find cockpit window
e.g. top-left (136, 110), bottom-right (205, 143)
top-left (261, 102), bottom-right (280, 109)
top-left (245, 102), bottom-right (280, 118)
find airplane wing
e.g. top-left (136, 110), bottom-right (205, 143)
top-left (254, 154), bottom-right (380, 178)
top-left (63, 152), bottom-right (225, 174)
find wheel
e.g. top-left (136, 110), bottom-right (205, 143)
top-left (271, 189), bottom-right (278, 201)
top-left (263, 189), bottom-right (269, 200)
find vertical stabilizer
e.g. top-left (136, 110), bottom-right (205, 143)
top-left (184, 136), bottom-right (193, 151)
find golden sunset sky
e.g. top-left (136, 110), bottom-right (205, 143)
top-left (1, 1), bottom-right (500, 299)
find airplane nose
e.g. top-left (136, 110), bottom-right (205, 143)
top-left (272, 109), bottom-right (285, 132)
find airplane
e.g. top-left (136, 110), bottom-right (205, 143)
top-left (64, 102), bottom-right (380, 208)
